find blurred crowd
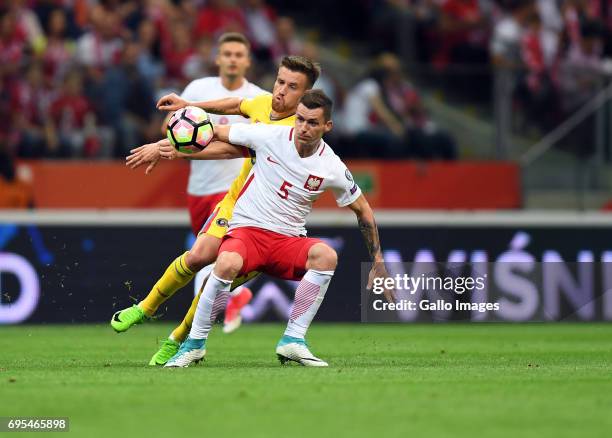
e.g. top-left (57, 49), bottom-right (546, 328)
top-left (0, 0), bottom-right (611, 163)
top-left (370, 0), bottom-right (612, 129)
top-left (0, 0), bottom-right (459, 164)
top-left (0, 0), bottom-right (283, 160)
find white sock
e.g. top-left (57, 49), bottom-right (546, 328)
top-left (194, 263), bottom-right (215, 296)
top-left (189, 272), bottom-right (232, 340)
top-left (284, 269), bottom-right (334, 339)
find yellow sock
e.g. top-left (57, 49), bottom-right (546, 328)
top-left (139, 252), bottom-right (194, 316)
top-left (170, 289), bottom-right (202, 342)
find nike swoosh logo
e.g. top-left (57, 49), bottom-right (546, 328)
top-left (267, 156), bottom-right (280, 165)
top-left (113, 313), bottom-right (122, 322)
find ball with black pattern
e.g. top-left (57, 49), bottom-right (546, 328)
top-left (166, 106), bottom-right (214, 154)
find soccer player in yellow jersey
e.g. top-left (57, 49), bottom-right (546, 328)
top-left (114, 56), bottom-right (321, 365)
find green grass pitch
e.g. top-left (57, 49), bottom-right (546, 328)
top-left (1, 323), bottom-right (611, 437)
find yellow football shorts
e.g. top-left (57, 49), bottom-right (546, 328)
top-left (198, 197), bottom-right (235, 239)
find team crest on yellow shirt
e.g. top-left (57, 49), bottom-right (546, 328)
top-left (304, 175), bottom-right (324, 191)
top-left (216, 218), bottom-right (229, 227)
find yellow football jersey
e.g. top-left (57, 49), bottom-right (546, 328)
top-left (239, 94), bottom-right (296, 126)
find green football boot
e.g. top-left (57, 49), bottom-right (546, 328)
top-left (149, 338), bottom-right (180, 366)
top-left (110, 305), bottom-right (148, 333)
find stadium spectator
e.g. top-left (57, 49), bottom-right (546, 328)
top-left (47, 69), bottom-right (104, 157)
top-left (11, 62), bottom-right (62, 158)
top-left (562, 0), bottom-right (612, 61)
top-left (368, 0), bottom-right (441, 63)
top-left (135, 18), bottom-right (165, 87)
top-left (0, 37), bottom-right (34, 200)
top-left (562, 0), bottom-right (583, 46)
top-left (302, 42), bottom-right (341, 103)
top-left (433, 0), bottom-right (490, 69)
top-left (105, 40), bottom-right (161, 157)
top-left (242, 0), bottom-right (277, 63)
top-left (490, 1), bottom-right (534, 69)
top-left (40, 8), bottom-right (75, 85)
top-left (183, 36), bottom-right (215, 82)
top-left (368, 0), bottom-right (414, 55)
top-left (436, 0), bottom-right (493, 101)
top-left (75, 7), bottom-right (124, 72)
top-left (75, 8), bottom-right (126, 153)
top-left (557, 15), bottom-right (610, 158)
top-left (270, 16), bottom-right (303, 63)
top-left (343, 53), bottom-right (456, 159)
top-left (194, 0), bottom-right (247, 40)
top-left (141, 0), bottom-right (176, 58)
top-left (7, 0), bottom-right (45, 53)
top-left (162, 23), bottom-right (194, 85)
top-left (536, 0), bottom-right (564, 66)
top-left (379, 53), bottom-right (457, 159)
top-left (342, 57), bottom-right (406, 158)
top-left (70, 0), bottom-right (93, 31)
top-left (302, 41), bottom-right (344, 122)
top-left (398, 0), bottom-right (441, 64)
top-left (0, 8), bottom-right (28, 79)
top-left (514, 12), bottom-right (561, 130)
top-left (560, 19), bottom-right (607, 111)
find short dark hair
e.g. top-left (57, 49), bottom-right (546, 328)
top-left (217, 32), bottom-right (251, 51)
top-left (300, 89), bottom-right (333, 121)
top-left (280, 55), bottom-right (320, 88)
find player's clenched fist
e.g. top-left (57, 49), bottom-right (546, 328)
top-left (157, 93), bottom-right (188, 111)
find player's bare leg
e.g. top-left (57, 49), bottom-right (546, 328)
top-left (110, 234), bottom-right (221, 333)
top-left (277, 243), bottom-right (337, 367)
top-left (165, 251), bottom-right (243, 367)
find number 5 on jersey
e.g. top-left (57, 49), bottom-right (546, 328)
top-left (278, 180), bottom-right (293, 200)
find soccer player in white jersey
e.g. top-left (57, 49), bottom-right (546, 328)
top-left (161, 90), bottom-right (394, 367)
top-left (177, 33), bottom-right (266, 235)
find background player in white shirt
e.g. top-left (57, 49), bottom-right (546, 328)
top-left (169, 32), bottom-right (266, 235)
top-left (163, 90), bottom-right (395, 368)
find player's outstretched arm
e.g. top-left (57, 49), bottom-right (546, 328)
top-left (157, 93), bottom-right (243, 116)
top-left (159, 140), bottom-right (245, 161)
top-left (127, 125), bottom-right (243, 172)
top-left (347, 195), bottom-right (395, 303)
top-left (157, 123), bottom-right (241, 160)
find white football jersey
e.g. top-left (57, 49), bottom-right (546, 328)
top-left (181, 77), bottom-right (267, 196)
top-left (228, 124), bottom-right (362, 236)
